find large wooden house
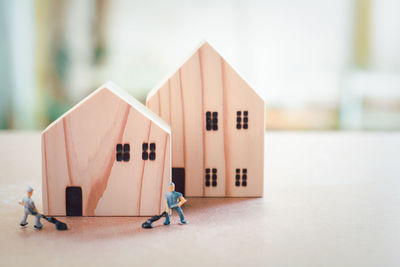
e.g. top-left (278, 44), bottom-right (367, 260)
top-left (42, 82), bottom-right (171, 216)
top-left (146, 42), bottom-right (265, 197)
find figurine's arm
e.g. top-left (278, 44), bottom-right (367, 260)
top-left (165, 199), bottom-right (171, 215)
top-left (177, 196), bottom-right (187, 207)
top-left (32, 201), bottom-right (38, 213)
top-left (19, 201), bottom-right (24, 206)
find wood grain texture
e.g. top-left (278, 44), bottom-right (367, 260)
top-left (179, 52), bottom-right (205, 196)
top-left (42, 85), bottom-right (171, 216)
top-left (169, 72), bottom-right (185, 168)
top-left (146, 42), bottom-right (264, 197)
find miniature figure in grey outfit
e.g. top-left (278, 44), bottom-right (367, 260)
top-left (164, 182), bottom-right (187, 225)
top-left (19, 186), bottom-right (43, 229)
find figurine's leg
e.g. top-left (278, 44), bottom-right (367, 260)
top-left (176, 207), bottom-right (186, 224)
top-left (34, 213), bottom-right (43, 229)
top-left (20, 210), bottom-right (29, 226)
top-left (163, 212), bottom-right (170, 225)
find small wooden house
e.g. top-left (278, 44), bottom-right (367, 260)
top-left (146, 42), bottom-right (265, 197)
top-left (42, 82), bottom-right (171, 216)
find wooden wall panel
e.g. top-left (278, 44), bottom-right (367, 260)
top-left (63, 89), bottom-right (128, 216)
top-left (146, 94), bottom-right (160, 117)
top-left (200, 44), bottom-right (226, 197)
top-left (140, 123), bottom-right (170, 215)
top-left (41, 134), bottom-right (49, 214)
top-left (221, 60), bottom-right (264, 197)
top-left (42, 122), bottom-right (70, 215)
top-left (159, 135), bottom-right (171, 213)
top-left (158, 83), bottom-right (171, 125)
top-left (95, 107), bottom-right (148, 216)
top-left (179, 52), bottom-right (205, 196)
top-left (168, 72), bottom-right (185, 168)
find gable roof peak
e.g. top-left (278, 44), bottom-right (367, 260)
top-left (42, 81), bottom-right (170, 134)
top-left (147, 40), bottom-right (265, 103)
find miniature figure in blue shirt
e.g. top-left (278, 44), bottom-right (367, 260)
top-left (164, 182), bottom-right (187, 225)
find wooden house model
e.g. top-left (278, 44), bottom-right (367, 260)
top-left (146, 42), bottom-right (265, 197)
top-left (42, 82), bottom-right (171, 216)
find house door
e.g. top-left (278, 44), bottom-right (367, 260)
top-left (66, 186), bottom-right (82, 216)
top-left (172, 168), bottom-right (185, 196)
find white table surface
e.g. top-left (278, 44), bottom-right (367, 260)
top-left (0, 131), bottom-right (399, 267)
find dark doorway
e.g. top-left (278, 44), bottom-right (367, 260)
top-left (172, 168), bottom-right (185, 196)
top-left (66, 186), bottom-right (82, 216)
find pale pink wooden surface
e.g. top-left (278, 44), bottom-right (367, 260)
top-left (1, 132), bottom-right (399, 267)
top-left (147, 42), bottom-right (264, 197)
top-left (42, 84), bottom-right (171, 216)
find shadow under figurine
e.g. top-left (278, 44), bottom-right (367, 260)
top-left (19, 186), bottom-right (67, 231)
top-left (142, 182), bottom-right (187, 229)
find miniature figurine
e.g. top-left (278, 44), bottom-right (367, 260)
top-left (19, 186), bottom-right (43, 229)
top-left (164, 182), bottom-right (187, 225)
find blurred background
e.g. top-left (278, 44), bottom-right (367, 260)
top-left (0, 0), bottom-right (399, 131)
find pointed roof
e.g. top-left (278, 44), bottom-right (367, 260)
top-left (146, 41), bottom-right (265, 103)
top-left (42, 81), bottom-right (171, 134)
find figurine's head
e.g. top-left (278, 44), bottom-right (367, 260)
top-left (168, 182), bottom-right (175, 192)
top-left (27, 186), bottom-right (33, 198)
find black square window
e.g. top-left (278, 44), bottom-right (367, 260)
top-left (116, 143), bottom-right (130, 162)
top-left (116, 144), bottom-right (123, 152)
top-left (236, 110), bottom-right (249, 130)
top-left (142, 143), bottom-right (148, 151)
top-left (234, 168), bottom-right (249, 187)
top-left (150, 143), bottom-right (156, 151)
top-left (142, 142), bottom-right (156, 161)
top-left (123, 144), bottom-right (130, 152)
top-left (205, 168), bottom-right (217, 187)
top-left (206, 111), bottom-right (218, 131)
top-left (205, 168), bottom-right (211, 187)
